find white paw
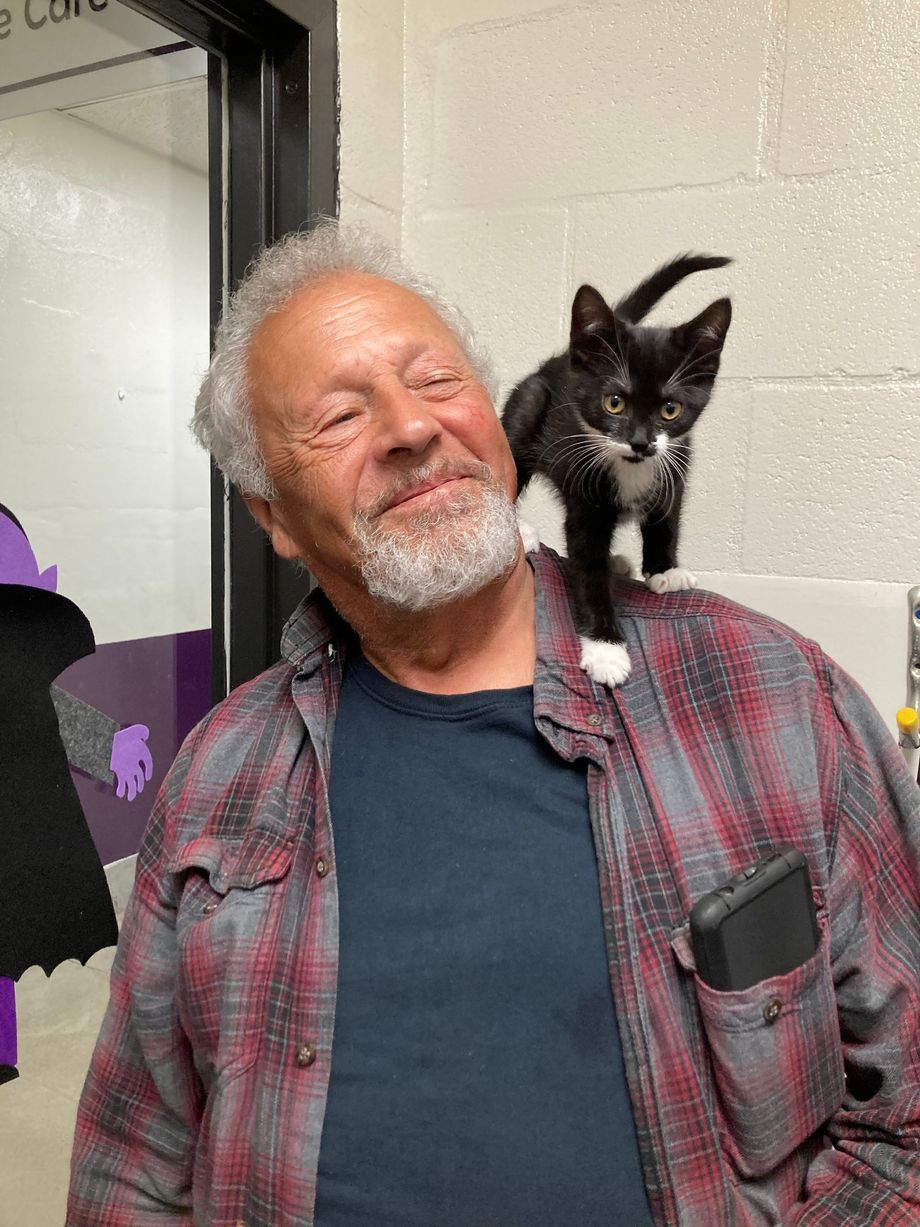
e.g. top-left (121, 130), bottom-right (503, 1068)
top-left (517, 515), bottom-right (541, 554)
top-left (610, 554), bottom-right (634, 578)
top-left (579, 637), bottom-right (631, 687)
top-left (645, 567), bottom-right (698, 594)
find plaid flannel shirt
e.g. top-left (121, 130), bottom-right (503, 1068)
top-left (68, 547), bottom-right (920, 1226)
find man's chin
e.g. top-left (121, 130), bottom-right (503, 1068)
top-left (354, 486), bottom-right (520, 612)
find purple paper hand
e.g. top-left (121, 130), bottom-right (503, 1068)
top-left (109, 725), bottom-right (154, 802)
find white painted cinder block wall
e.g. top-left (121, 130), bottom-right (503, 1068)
top-left (337, 0), bottom-right (404, 249)
top-left (347, 0), bottom-right (920, 729)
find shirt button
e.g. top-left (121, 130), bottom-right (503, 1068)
top-left (587, 713), bottom-right (602, 727)
top-left (315, 857), bottom-right (329, 878)
top-left (202, 901), bottom-right (218, 915)
top-left (295, 1042), bottom-right (316, 1068)
top-left (763, 998), bottom-right (782, 1024)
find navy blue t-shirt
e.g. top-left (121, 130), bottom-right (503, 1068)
top-left (314, 655), bottom-right (652, 1226)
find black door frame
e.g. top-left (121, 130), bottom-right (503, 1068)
top-left (118, 0), bottom-right (336, 697)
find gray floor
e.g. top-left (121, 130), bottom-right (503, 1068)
top-left (0, 944), bottom-right (116, 1227)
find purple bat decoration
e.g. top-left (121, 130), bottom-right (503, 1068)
top-left (0, 505), bottom-right (153, 800)
top-left (0, 510), bottom-right (57, 592)
top-left (0, 505), bottom-right (129, 1041)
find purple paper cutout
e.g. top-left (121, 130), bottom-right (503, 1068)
top-left (0, 514), bottom-right (57, 591)
top-left (0, 505), bottom-right (158, 806)
top-left (0, 978), bottom-right (16, 1067)
top-left (109, 724), bottom-right (154, 802)
top-left (61, 629), bottom-right (212, 864)
top-left (0, 507), bottom-right (211, 862)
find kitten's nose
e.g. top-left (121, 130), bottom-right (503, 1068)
top-left (630, 440), bottom-right (654, 457)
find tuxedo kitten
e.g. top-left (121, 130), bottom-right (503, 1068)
top-left (502, 254), bottom-right (732, 687)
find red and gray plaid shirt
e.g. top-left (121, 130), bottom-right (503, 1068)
top-left (68, 547), bottom-right (920, 1226)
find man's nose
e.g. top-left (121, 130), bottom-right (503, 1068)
top-left (371, 382), bottom-right (442, 459)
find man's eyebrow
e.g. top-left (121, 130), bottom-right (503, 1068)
top-left (404, 343), bottom-right (466, 370)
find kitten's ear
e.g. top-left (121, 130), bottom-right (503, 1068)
top-left (681, 297), bottom-right (732, 354)
top-left (570, 284), bottom-right (617, 364)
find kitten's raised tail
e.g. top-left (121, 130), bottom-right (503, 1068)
top-left (613, 253), bottom-right (732, 325)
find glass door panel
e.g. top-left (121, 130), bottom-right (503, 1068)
top-left (0, 6), bottom-right (215, 1218)
top-left (0, 0), bottom-right (331, 1211)
top-left (0, 8), bottom-right (213, 866)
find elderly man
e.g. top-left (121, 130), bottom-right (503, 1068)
top-left (69, 222), bottom-right (919, 1226)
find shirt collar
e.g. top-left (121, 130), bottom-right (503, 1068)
top-left (281, 585), bottom-right (342, 676)
top-left (530, 548), bottom-right (619, 747)
top-left (279, 547), bottom-right (618, 743)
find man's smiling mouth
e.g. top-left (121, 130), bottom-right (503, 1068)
top-left (385, 475), bottom-right (467, 510)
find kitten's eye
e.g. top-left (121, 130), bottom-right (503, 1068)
top-left (602, 393), bottom-right (624, 414)
top-left (660, 401), bottom-right (683, 421)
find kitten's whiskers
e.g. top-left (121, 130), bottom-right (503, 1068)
top-left (666, 345), bottom-right (720, 386)
top-left (547, 439), bottom-right (605, 480)
top-left (608, 326), bottom-right (632, 379)
top-left (565, 440), bottom-right (611, 505)
top-left (652, 453), bottom-right (673, 518)
top-left (537, 429), bottom-right (597, 466)
top-left (570, 448), bottom-right (604, 498)
top-left (592, 333), bottom-right (631, 387)
top-left (651, 444), bottom-right (692, 518)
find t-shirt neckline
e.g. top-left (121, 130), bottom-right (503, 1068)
top-left (348, 652), bottom-right (534, 720)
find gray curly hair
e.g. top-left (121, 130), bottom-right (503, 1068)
top-left (191, 219), bottom-right (498, 500)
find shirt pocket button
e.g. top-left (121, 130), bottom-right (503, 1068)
top-left (763, 997), bottom-right (782, 1024)
top-left (295, 1042), bottom-right (316, 1068)
top-left (201, 901), bottom-right (219, 916)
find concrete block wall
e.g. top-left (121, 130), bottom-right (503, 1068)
top-left (336, 0), bottom-right (920, 724)
top-left (337, 0), bottom-right (404, 247)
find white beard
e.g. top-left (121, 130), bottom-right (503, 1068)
top-left (353, 475), bottom-right (520, 611)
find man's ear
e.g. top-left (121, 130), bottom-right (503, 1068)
top-left (243, 494), bottom-right (302, 561)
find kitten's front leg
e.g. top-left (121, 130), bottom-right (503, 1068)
top-left (641, 507), bottom-right (697, 594)
top-left (509, 435), bottom-right (541, 554)
top-left (578, 633), bottom-right (631, 687)
top-left (516, 513), bottom-right (541, 555)
top-left (645, 567), bottom-right (697, 594)
top-left (566, 505), bottom-right (631, 688)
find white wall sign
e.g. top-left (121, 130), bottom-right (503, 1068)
top-left (0, 0), bottom-right (206, 121)
top-left (0, 0), bottom-right (111, 43)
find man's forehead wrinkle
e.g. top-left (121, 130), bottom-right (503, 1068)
top-left (303, 273), bottom-right (456, 349)
top-left (290, 271), bottom-right (427, 323)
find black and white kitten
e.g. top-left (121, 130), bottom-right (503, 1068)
top-left (502, 254), bottom-right (732, 687)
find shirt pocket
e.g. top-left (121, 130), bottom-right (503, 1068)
top-left (170, 831), bottom-right (294, 1086)
top-left (670, 911), bottom-right (845, 1178)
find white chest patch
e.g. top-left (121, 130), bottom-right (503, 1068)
top-left (612, 456), bottom-right (659, 507)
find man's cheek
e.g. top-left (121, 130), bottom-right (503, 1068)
top-left (448, 402), bottom-right (502, 446)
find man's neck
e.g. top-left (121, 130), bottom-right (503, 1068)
top-left (329, 553), bottom-right (537, 694)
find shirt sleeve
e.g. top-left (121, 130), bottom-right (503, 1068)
top-left (792, 657), bottom-right (920, 1223)
top-left (66, 786), bottom-right (202, 1225)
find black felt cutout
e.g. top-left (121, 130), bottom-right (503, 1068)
top-left (0, 583), bottom-right (118, 979)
